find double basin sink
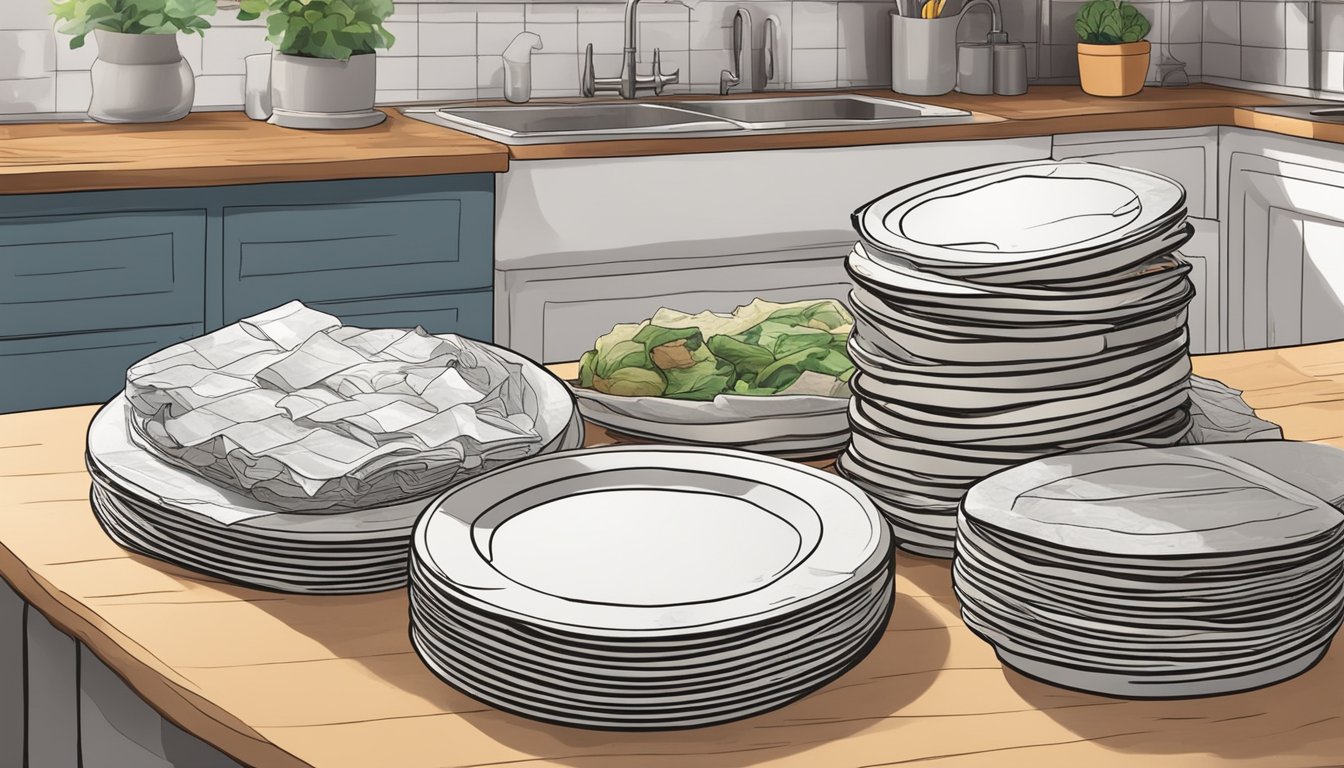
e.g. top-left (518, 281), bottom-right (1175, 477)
top-left (400, 94), bottom-right (976, 145)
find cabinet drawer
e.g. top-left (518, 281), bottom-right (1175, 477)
top-left (222, 198), bottom-right (491, 321)
top-left (0, 323), bottom-right (203, 413)
top-left (260, 290), bottom-right (493, 342)
top-left (1052, 130), bottom-right (1216, 218)
top-left (0, 210), bottom-right (205, 338)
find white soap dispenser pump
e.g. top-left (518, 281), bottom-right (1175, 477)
top-left (503, 32), bottom-right (543, 104)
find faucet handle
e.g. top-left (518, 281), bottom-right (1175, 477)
top-left (652, 48), bottom-right (680, 94)
top-left (581, 43), bottom-right (596, 97)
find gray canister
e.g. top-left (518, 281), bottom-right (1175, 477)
top-left (993, 43), bottom-right (1028, 95)
top-left (956, 43), bottom-right (994, 95)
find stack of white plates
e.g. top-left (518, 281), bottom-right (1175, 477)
top-left (955, 441), bottom-right (1344, 698)
top-left (408, 446), bottom-right (894, 729)
top-left (86, 354), bottom-right (583, 595)
top-left (837, 160), bottom-right (1197, 557)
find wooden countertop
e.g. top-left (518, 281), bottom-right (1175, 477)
top-left (0, 109), bottom-right (509, 195)
top-left (4, 85), bottom-right (1335, 192)
top-left (3, 345), bottom-right (1344, 768)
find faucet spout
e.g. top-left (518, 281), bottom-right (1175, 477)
top-left (623, 0), bottom-right (640, 50)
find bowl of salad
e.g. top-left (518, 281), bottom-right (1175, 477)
top-left (570, 299), bottom-right (855, 459)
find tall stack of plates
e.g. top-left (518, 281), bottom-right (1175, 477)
top-left (409, 446), bottom-right (894, 729)
top-left (955, 442), bottom-right (1344, 698)
top-left (837, 159), bottom-right (1197, 557)
top-left (85, 349), bottom-right (582, 595)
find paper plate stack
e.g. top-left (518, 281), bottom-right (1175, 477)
top-left (408, 446), bottom-right (894, 729)
top-left (955, 442), bottom-right (1344, 698)
top-left (86, 303), bottom-right (582, 594)
top-left (837, 159), bottom-right (1197, 556)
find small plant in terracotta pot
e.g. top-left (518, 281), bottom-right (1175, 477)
top-left (1075, 0), bottom-right (1151, 97)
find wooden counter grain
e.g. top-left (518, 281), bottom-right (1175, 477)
top-left (3, 345), bottom-right (1344, 768)
top-left (0, 109), bottom-right (509, 194)
top-left (2, 85), bottom-right (1327, 192)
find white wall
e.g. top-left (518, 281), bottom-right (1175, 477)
top-left (1, 0), bottom-right (1040, 113)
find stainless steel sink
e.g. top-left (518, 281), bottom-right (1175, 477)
top-left (1250, 103), bottom-right (1344, 124)
top-left (401, 102), bottom-right (743, 144)
top-left (670, 94), bottom-right (972, 130)
top-left (401, 94), bottom-right (975, 145)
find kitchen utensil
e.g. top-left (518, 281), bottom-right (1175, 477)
top-left (891, 0), bottom-right (997, 96)
top-left (993, 42), bottom-right (1027, 95)
top-left (956, 43), bottom-right (994, 94)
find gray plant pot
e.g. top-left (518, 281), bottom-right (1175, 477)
top-left (268, 52), bottom-right (386, 130)
top-left (89, 30), bottom-right (194, 123)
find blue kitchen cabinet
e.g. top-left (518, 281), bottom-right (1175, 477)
top-left (0, 174), bottom-right (495, 414)
top-left (219, 175), bottom-right (494, 339)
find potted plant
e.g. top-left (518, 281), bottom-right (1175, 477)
top-left (1074, 0), bottom-right (1152, 97)
top-left (50, 0), bottom-right (215, 123)
top-left (237, 0), bottom-right (396, 130)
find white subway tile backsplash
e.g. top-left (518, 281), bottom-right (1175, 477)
top-left (1050, 0), bottom-right (1085, 45)
top-left (475, 4), bottom-right (526, 24)
top-left (579, 20), bottom-right (625, 53)
top-left (1238, 1), bottom-right (1284, 49)
top-left (55, 32), bottom-right (97, 70)
top-left (1203, 0), bottom-right (1239, 44)
top-left (417, 87), bottom-right (477, 102)
top-left (1002, 0), bottom-right (1038, 44)
top-left (1170, 42), bottom-right (1202, 75)
top-left (2, 0), bottom-right (52, 30)
top-left (530, 51), bottom-right (580, 91)
top-left (578, 4), bottom-right (625, 23)
top-left (384, 21), bottom-right (420, 56)
top-left (479, 21), bottom-right (528, 55)
top-left (792, 2), bottom-right (837, 48)
top-left (638, 19), bottom-right (690, 52)
top-left (1324, 51), bottom-right (1344, 89)
top-left (202, 26), bottom-right (270, 75)
top-left (179, 33), bottom-right (204, 73)
top-left (1169, 1), bottom-right (1204, 44)
top-left (525, 4), bottom-right (578, 23)
top-left (418, 4), bottom-right (478, 24)
top-left (791, 46), bottom-right (837, 86)
top-left (1285, 1), bottom-right (1310, 49)
top-left (0, 30), bottom-right (54, 79)
top-left (1324, 3), bottom-right (1344, 50)
top-left (418, 55), bottom-right (474, 90)
top-left (378, 54), bottom-right (419, 90)
top-left (421, 21), bottom-right (477, 55)
top-left (376, 88), bottom-right (419, 103)
top-left (388, 5), bottom-right (418, 24)
top-left (0, 76), bottom-right (54, 112)
top-left (688, 2), bottom-right (738, 52)
top-left (1285, 46), bottom-right (1309, 85)
top-left (1203, 40), bottom-right (1241, 77)
top-left (1240, 45), bottom-right (1284, 83)
top-left (193, 74), bottom-right (244, 107)
top-left (689, 47), bottom-right (731, 86)
top-left (525, 21), bottom-right (580, 53)
top-left (54, 69), bottom-right (91, 111)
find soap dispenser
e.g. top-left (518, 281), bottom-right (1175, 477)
top-left (503, 32), bottom-right (543, 104)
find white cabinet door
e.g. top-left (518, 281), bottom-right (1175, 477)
top-left (1183, 218), bottom-right (1219, 354)
top-left (1223, 136), bottom-right (1344, 351)
top-left (1052, 128), bottom-right (1218, 218)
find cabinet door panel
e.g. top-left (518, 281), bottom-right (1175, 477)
top-left (308, 290), bottom-right (492, 341)
top-left (0, 210), bottom-right (205, 338)
top-left (222, 198), bottom-right (489, 323)
top-left (1052, 130), bottom-right (1216, 218)
top-left (0, 323), bottom-right (203, 413)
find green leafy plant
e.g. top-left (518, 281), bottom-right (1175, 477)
top-left (237, 0), bottom-right (395, 60)
top-left (50, 0), bottom-right (217, 49)
top-left (1075, 0), bottom-right (1151, 44)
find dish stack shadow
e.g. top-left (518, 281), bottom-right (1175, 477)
top-left (838, 159), bottom-right (1197, 557)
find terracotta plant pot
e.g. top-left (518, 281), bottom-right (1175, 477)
top-left (1077, 40), bottom-right (1150, 97)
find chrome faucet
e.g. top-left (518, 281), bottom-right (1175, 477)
top-left (581, 0), bottom-right (680, 98)
top-left (720, 8), bottom-right (748, 94)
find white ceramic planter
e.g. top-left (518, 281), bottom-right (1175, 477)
top-left (268, 52), bottom-right (385, 130)
top-left (89, 30), bottom-right (194, 123)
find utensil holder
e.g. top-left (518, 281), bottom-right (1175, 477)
top-left (891, 13), bottom-right (960, 96)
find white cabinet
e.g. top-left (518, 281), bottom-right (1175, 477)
top-left (1052, 128), bottom-right (1221, 352)
top-left (1052, 128), bottom-right (1218, 218)
top-left (1221, 129), bottom-right (1344, 351)
top-left (494, 138), bottom-right (1053, 363)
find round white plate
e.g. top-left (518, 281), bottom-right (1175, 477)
top-left (413, 446), bottom-right (891, 637)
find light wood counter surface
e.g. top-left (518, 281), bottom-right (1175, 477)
top-left (2, 346), bottom-right (1343, 766)
top-left (4, 85), bottom-right (1336, 192)
top-left (0, 109), bottom-right (509, 195)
